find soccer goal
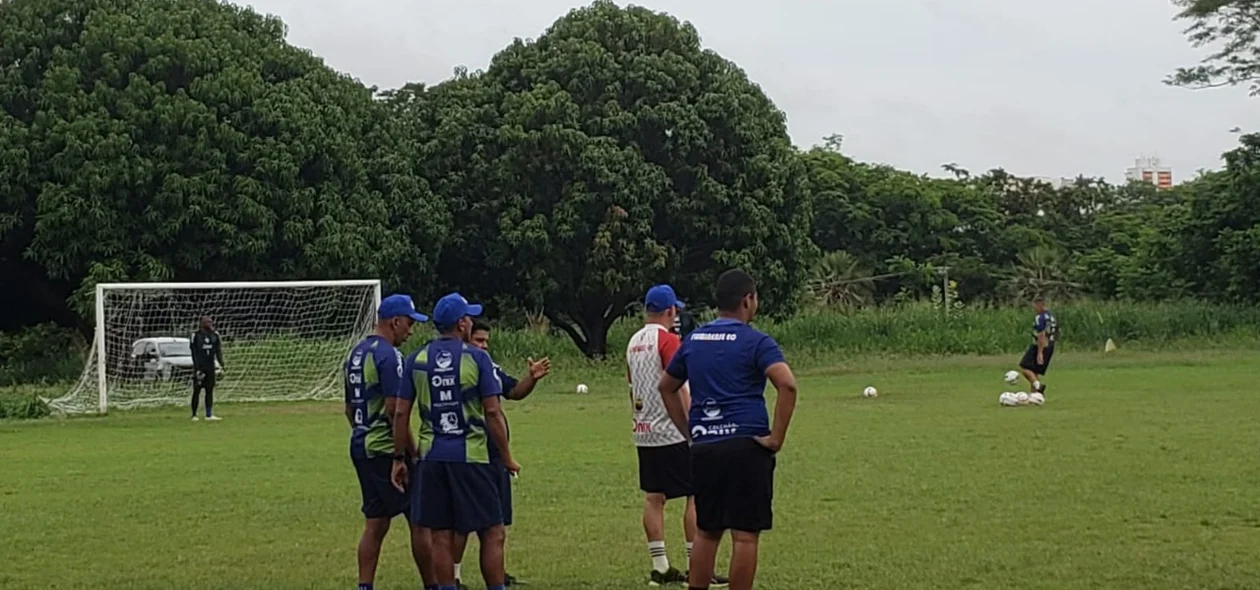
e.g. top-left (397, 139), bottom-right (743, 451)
top-left (46, 280), bottom-right (382, 414)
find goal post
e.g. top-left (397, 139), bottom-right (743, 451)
top-left (48, 279), bottom-right (382, 415)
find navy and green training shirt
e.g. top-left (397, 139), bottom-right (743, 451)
top-left (1034, 310), bottom-right (1059, 345)
top-left (665, 318), bottom-right (786, 445)
top-left (344, 335), bottom-right (403, 460)
top-left (400, 336), bottom-right (503, 463)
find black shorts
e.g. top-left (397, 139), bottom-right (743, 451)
top-left (637, 442), bottom-right (692, 499)
top-left (1019, 345), bottom-right (1055, 375)
top-left (410, 461), bottom-right (503, 534)
top-left (691, 437), bottom-right (775, 533)
top-left (494, 461), bottom-right (514, 526)
top-left (353, 456), bottom-right (409, 519)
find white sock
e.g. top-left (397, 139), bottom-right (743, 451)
top-left (686, 542), bottom-right (693, 565)
top-left (648, 541), bottom-right (669, 573)
top-left (1033, 380), bottom-right (1042, 391)
top-left (454, 563), bottom-right (462, 580)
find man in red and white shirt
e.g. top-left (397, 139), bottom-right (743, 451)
top-left (627, 285), bottom-right (728, 588)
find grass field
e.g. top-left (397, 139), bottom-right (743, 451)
top-left (3, 349), bottom-right (1260, 589)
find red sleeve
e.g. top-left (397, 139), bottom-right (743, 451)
top-left (657, 330), bottom-right (682, 368)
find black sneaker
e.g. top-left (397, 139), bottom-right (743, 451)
top-left (505, 572), bottom-right (522, 586)
top-left (456, 580), bottom-right (469, 590)
top-left (649, 567), bottom-right (686, 586)
top-left (686, 571), bottom-right (729, 588)
top-left (1037, 383), bottom-right (1047, 395)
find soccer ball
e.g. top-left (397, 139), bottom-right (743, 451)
top-left (1015, 392), bottom-right (1030, 404)
top-left (575, 383), bottom-right (589, 394)
top-left (1029, 392), bottom-right (1045, 406)
top-left (862, 386), bottom-right (878, 398)
top-left (999, 392), bottom-right (1019, 406)
top-left (1004, 370), bottom-right (1019, 384)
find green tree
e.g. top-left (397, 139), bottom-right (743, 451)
top-left (803, 150), bottom-right (954, 267)
top-left (1067, 180), bottom-right (1190, 300)
top-left (804, 148), bottom-right (1015, 301)
top-left (1115, 202), bottom-right (1193, 301)
top-left (1006, 246), bottom-right (1082, 303)
top-left (807, 250), bottom-right (874, 309)
top-left (1173, 135), bottom-right (1260, 300)
top-left (418, 1), bottom-right (814, 357)
top-left (1168, 0), bottom-right (1260, 94)
top-left (0, 0), bottom-right (440, 324)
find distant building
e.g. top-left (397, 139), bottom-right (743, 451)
top-left (1028, 176), bottom-right (1076, 189)
top-left (1125, 156), bottom-right (1173, 189)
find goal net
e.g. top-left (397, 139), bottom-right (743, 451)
top-left (47, 280), bottom-right (381, 414)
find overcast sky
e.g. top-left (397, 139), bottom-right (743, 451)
top-left (246, 0), bottom-right (1259, 183)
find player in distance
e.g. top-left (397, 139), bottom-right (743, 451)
top-left (190, 316), bottom-right (225, 421)
top-left (448, 320), bottom-right (551, 589)
top-left (673, 306), bottom-right (698, 339)
top-left (1018, 296), bottom-right (1058, 396)
top-left (344, 294), bottom-right (427, 590)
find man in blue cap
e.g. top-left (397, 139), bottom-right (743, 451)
top-left (345, 294), bottom-right (427, 590)
top-left (393, 293), bottom-right (518, 590)
top-left (627, 285), bottom-right (729, 587)
top-left (449, 319), bottom-right (551, 589)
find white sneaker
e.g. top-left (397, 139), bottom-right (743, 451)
top-left (191, 416), bottom-right (199, 421)
top-left (206, 415), bottom-right (222, 421)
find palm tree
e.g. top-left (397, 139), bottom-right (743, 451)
top-left (1007, 246), bottom-right (1083, 302)
top-left (808, 251), bottom-right (876, 309)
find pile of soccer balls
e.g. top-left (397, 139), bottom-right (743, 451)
top-left (999, 370), bottom-right (1044, 407)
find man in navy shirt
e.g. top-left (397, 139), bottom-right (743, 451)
top-left (1017, 296), bottom-right (1058, 396)
top-left (344, 294), bottom-right (426, 590)
top-left (447, 320), bottom-right (550, 589)
top-left (659, 269), bottom-right (799, 590)
top-left (393, 293), bottom-right (518, 590)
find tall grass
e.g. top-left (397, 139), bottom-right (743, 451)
top-left (769, 300), bottom-right (1260, 360)
top-left (411, 300), bottom-right (1260, 368)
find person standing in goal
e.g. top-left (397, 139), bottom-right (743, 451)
top-left (627, 285), bottom-right (728, 588)
top-left (346, 294), bottom-right (427, 590)
top-left (190, 316), bottom-right (225, 421)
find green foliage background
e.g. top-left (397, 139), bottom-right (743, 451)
top-left (2, 0), bottom-right (1259, 369)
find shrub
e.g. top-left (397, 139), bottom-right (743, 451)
top-left (0, 388), bottom-right (52, 420)
top-left (0, 323), bottom-right (86, 386)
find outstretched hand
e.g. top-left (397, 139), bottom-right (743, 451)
top-left (527, 357), bottom-right (551, 380)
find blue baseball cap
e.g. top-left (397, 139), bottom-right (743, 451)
top-left (432, 293), bottom-right (484, 327)
top-left (644, 284), bottom-right (685, 313)
top-left (378, 294), bottom-right (428, 322)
